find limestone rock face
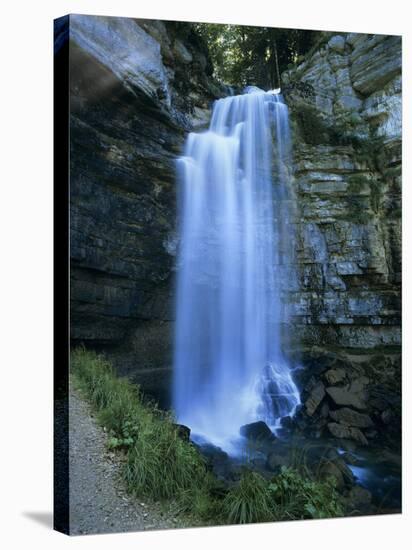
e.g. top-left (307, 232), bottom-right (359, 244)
top-left (349, 35), bottom-right (402, 96)
top-left (70, 15), bottom-right (171, 107)
top-left (282, 32), bottom-right (401, 434)
top-left (67, 15), bottom-right (223, 401)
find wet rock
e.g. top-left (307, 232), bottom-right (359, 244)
top-left (327, 422), bottom-right (369, 446)
top-left (280, 415), bottom-right (295, 430)
top-left (318, 457), bottom-right (354, 490)
top-left (381, 409), bottom-right (393, 425)
top-left (239, 421), bottom-right (276, 442)
top-left (324, 368), bottom-right (346, 386)
top-left (326, 386), bottom-right (367, 410)
top-left (320, 402), bottom-right (330, 418)
top-left (364, 429), bottom-right (378, 440)
top-left (336, 439), bottom-right (358, 453)
top-left (305, 381), bottom-right (325, 416)
top-left (344, 486), bottom-right (372, 514)
top-left (341, 451), bottom-right (361, 466)
top-left (198, 443), bottom-right (229, 466)
top-left (329, 407), bottom-right (373, 428)
top-left (319, 461), bottom-right (345, 489)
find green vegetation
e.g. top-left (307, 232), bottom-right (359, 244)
top-left (292, 103), bottom-right (338, 145)
top-left (223, 471), bottom-right (273, 524)
top-left (194, 24), bottom-right (318, 88)
top-left (71, 348), bottom-right (345, 525)
top-left (269, 467), bottom-right (344, 520)
top-left (291, 103), bottom-right (363, 147)
top-left (71, 348), bottom-right (206, 501)
top-left (347, 174), bottom-right (370, 194)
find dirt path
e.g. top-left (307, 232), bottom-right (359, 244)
top-left (69, 387), bottom-right (184, 535)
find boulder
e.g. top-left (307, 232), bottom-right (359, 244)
top-left (199, 443), bottom-right (229, 466)
top-left (326, 386), bottom-right (367, 410)
top-left (341, 451), bottom-right (361, 466)
top-left (305, 381), bottom-right (325, 416)
top-left (280, 415), bottom-right (295, 431)
top-left (239, 421), bottom-right (276, 442)
top-left (327, 422), bottom-right (369, 446)
top-left (318, 457), bottom-right (354, 490)
top-left (320, 402), bottom-right (330, 418)
top-left (319, 461), bottom-right (345, 490)
top-left (329, 407), bottom-right (373, 428)
top-left (324, 368), bottom-right (346, 385)
top-left (381, 409), bottom-right (393, 425)
top-left (345, 486), bottom-right (373, 514)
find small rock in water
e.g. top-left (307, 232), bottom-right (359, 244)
top-left (345, 486), bottom-right (373, 513)
top-left (239, 421), bottom-right (276, 442)
top-left (341, 451), bottom-right (361, 466)
top-left (319, 457), bottom-right (354, 490)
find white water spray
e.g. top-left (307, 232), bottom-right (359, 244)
top-left (173, 88), bottom-right (300, 451)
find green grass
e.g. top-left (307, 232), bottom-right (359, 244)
top-left (71, 348), bottom-right (207, 501)
top-left (223, 470), bottom-right (273, 524)
top-left (70, 348), bottom-right (345, 525)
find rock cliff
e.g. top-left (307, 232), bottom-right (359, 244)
top-left (68, 15), bottom-right (223, 398)
top-left (281, 32), bottom-right (401, 444)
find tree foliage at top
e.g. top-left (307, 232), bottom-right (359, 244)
top-left (194, 24), bottom-right (319, 89)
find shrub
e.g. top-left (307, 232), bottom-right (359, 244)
top-left (269, 467), bottom-right (344, 520)
top-left (222, 470), bottom-right (273, 524)
top-left (124, 414), bottom-right (206, 500)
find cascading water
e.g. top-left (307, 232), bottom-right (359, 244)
top-left (173, 87), bottom-right (300, 451)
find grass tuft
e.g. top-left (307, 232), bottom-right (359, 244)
top-left (222, 470), bottom-right (273, 524)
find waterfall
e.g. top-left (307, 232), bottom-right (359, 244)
top-left (173, 88), bottom-right (300, 451)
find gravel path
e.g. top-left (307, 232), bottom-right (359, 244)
top-left (69, 387), bottom-right (184, 535)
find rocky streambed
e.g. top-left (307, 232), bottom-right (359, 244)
top-left (190, 420), bottom-right (401, 517)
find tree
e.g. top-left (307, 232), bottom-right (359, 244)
top-left (194, 24), bottom-right (318, 89)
